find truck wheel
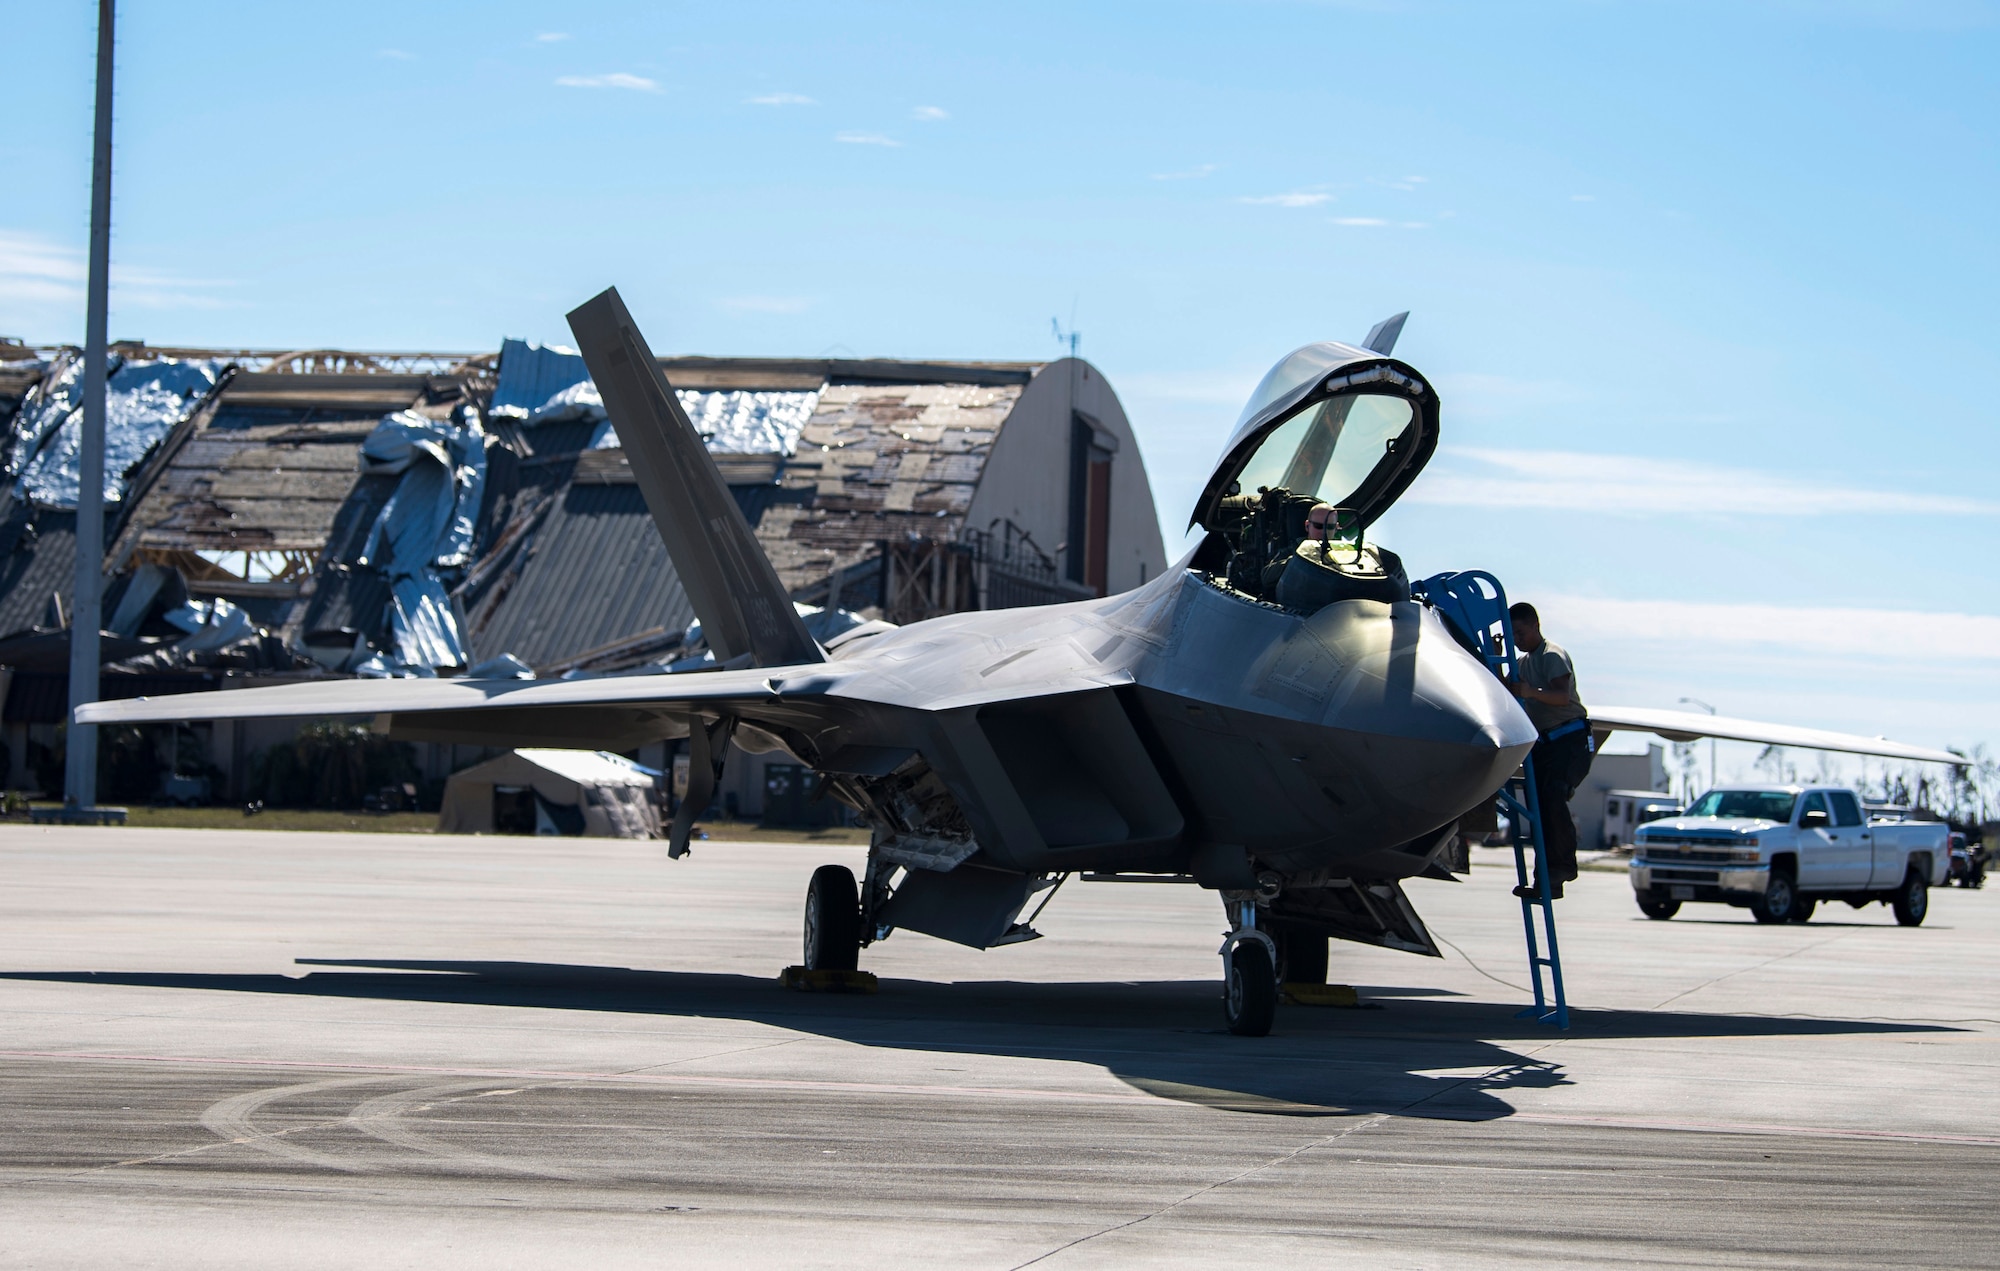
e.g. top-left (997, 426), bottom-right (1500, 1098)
top-left (1636, 892), bottom-right (1679, 920)
top-left (1224, 941), bottom-right (1277, 1037)
top-left (1789, 897), bottom-right (1816, 924)
top-left (1891, 870), bottom-right (1929, 927)
top-left (1752, 872), bottom-right (1797, 924)
top-left (803, 865), bottom-right (862, 970)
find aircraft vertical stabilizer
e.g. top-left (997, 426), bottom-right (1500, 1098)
top-left (567, 288), bottom-right (823, 668)
top-left (1362, 311), bottom-right (1409, 355)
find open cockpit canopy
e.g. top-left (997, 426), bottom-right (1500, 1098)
top-left (1191, 342), bottom-right (1438, 532)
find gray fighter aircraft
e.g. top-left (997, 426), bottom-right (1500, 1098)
top-left (80, 289), bottom-right (1962, 1036)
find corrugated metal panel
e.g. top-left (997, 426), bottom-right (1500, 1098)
top-left (460, 479), bottom-right (803, 671)
top-left (0, 507), bottom-right (77, 635)
top-left (465, 482), bottom-right (693, 670)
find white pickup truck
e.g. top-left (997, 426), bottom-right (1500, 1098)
top-left (1629, 786), bottom-right (1949, 925)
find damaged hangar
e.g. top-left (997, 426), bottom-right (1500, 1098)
top-left (0, 335), bottom-right (1167, 817)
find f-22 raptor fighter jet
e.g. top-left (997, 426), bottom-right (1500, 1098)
top-left (82, 289), bottom-right (1961, 1036)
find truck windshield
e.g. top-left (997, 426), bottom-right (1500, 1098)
top-left (1687, 790), bottom-right (1798, 822)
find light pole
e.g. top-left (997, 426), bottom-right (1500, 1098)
top-left (1680, 697), bottom-right (1717, 794)
top-left (65, 0), bottom-right (114, 809)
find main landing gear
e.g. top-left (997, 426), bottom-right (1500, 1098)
top-left (803, 865), bottom-right (862, 971)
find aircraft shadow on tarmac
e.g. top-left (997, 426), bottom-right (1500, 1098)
top-left (3, 962), bottom-right (1958, 1121)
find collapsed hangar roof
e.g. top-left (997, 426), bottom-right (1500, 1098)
top-left (0, 338), bottom-right (1083, 684)
top-left (475, 343), bottom-right (1047, 635)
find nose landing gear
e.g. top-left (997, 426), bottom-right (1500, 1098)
top-left (1221, 901), bottom-right (1278, 1036)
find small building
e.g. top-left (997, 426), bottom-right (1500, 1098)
top-left (437, 748), bottom-right (662, 837)
top-left (1571, 746), bottom-right (1670, 850)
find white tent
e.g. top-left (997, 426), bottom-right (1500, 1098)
top-left (437, 748), bottom-right (663, 839)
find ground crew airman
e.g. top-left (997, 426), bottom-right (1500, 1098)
top-left (1507, 602), bottom-right (1593, 899)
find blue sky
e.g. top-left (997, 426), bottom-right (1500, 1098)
top-left (4, 0), bottom-right (1997, 776)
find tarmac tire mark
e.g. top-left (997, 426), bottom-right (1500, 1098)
top-left (345, 1080), bottom-right (583, 1181)
top-left (200, 1075), bottom-right (405, 1174)
top-left (0, 1049), bottom-right (1161, 1106)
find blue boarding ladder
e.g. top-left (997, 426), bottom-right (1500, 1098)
top-left (1412, 570), bottom-right (1570, 1030)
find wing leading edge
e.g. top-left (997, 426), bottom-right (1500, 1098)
top-left (72, 665), bottom-right (827, 752)
top-left (1591, 705), bottom-right (1961, 766)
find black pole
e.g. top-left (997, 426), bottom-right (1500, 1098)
top-left (65, 0), bottom-right (114, 807)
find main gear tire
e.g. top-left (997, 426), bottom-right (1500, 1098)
top-left (1224, 941), bottom-right (1277, 1038)
top-left (804, 865), bottom-right (862, 971)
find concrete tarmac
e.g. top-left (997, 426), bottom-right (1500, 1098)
top-left (1, 826), bottom-right (1995, 1268)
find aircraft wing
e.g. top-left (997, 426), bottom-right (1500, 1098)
top-left (76, 663), bottom-right (824, 721)
top-left (1590, 705), bottom-right (1962, 765)
top-left (72, 663), bottom-right (867, 752)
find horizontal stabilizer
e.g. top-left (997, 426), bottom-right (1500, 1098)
top-left (566, 287), bottom-right (822, 669)
top-left (1591, 705), bottom-right (1962, 765)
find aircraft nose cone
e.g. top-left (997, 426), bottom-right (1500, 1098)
top-left (1313, 601), bottom-right (1537, 815)
top-left (1370, 627), bottom-right (1537, 828)
top-left (1307, 600), bottom-right (1536, 756)
top-left (1411, 633), bottom-right (1538, 753)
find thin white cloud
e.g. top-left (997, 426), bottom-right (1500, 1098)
top-left (750, 92), bottom-right (816, 106)
top-left (534, 32), bottom-right (571, 43)
top-left (1331, 216), bottom-right (1389, 226)
top-left (1541, 595), bottom-right (2000, 668)
top-left (1407, 447), bottom-right (2000, 517)
top-left (1241, 192), bottom-right (1332, 208)
top-left (555, 73), bottom-right (660, 92)
top-left (719, 295), bottom-right (812, 315)
top-left (377, 48), bottom-right (415, 61)
top-left (1370, 175), bottom-right (1427, 192)
top-left (1431, 372), bottom-right (1587, 417)
top-left (911, 105), bottom-right (949, 121)
top-left (1117, 368), bottom-right (1263, 406)
top-left (0, 230), bottom-right (84, 288)
top-left (1536, 593), bottom-right (2000, 756)
top-left (1152, 164), bottom-right (1218, 181)
top-left (0, 230), bottom-right (230, 313)
top-left (835, 131), bottom-right (902, 147)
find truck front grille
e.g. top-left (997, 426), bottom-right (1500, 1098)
top-left (1648, 867), bottom-right (1721, 883)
